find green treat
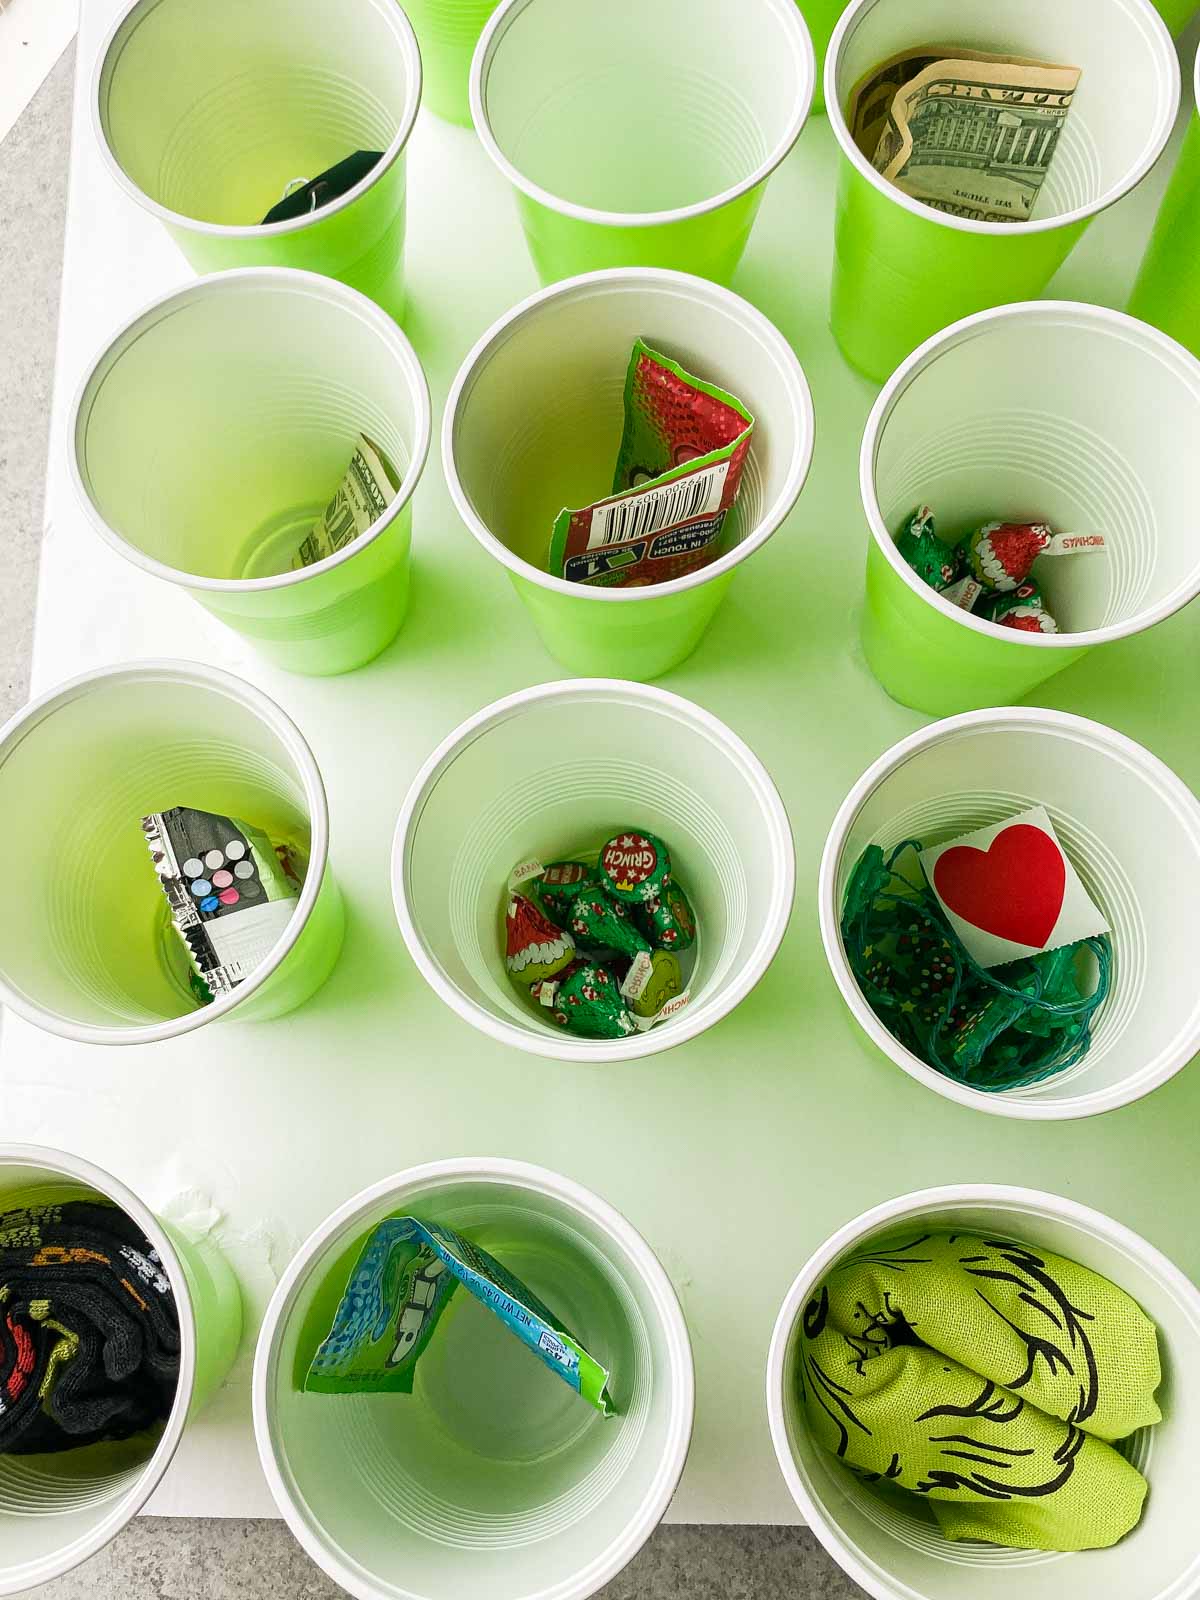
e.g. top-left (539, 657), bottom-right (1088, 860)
top-left (800, 1232), bottom-right (1160, 1552)
top-left (566, 892), bottom-right (652, 961)
top-left (305, 1214), bottom-right (614, 1415)
top-left (950, 943), bottom-right (1082, 1069)
top-left (597, 830), bottom-right (672, 905)
top-left (535, 961), bottom-right (637, 1040)
top-left (979, 578), bottom-right (1059, 634)
top-left (505, 892), bottom-right (575, 987)
top-left (636, 877), bottom-right (697, 952)
top-left (537, 861), bottom-right (598, 921)
top-left (627, 949), bottom-right (683, 1019)
top-left (839, 842), bottom-right (1112, 1092)
top-left (895, 505), bottom-right (964, 591)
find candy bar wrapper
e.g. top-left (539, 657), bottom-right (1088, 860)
top-left (305, 1215), bottom-right (615, 1415)
top-left (142, 807), bottom-right (302, 1001)
top-left (292, 434), bottom-right (399, 571)
top-left (548, 340), bottom-right (754, 588)
top-left (261, 150), bottom-right (384, 224)
top-left (896, 505), bottom-right (964, 591)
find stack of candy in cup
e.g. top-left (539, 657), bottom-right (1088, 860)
top-left (897, 505), bottom-right (1106, 633)
top-left (505, 830), bottom-right (697, 1039)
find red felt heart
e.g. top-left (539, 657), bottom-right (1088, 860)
top-left (932, 824), bottom-right (1066, 949)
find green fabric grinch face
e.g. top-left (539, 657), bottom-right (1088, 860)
top-left (800, 1232), bottom-right (1161, 1551)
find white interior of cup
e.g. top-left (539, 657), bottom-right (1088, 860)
top-left (395, 683), bottom-right (793, 1060)
top-left (0, 1154), bottom-right (192, 1594)
top-left (772, 1191), bottom-right (1200, 1600)
top-left (0, 668), bottom-right (318, 1038)
top-left (97, 0), bottom-right (418, 228)
top-left (830, 0), bottom-right (1176, 227)
top-left (869, 307), bottom-right (1200, 638)
top-left (447, 274), bottom-right (811, 590)
top-left (258, 1166), bottom-right (691, 1600)
top-left (477, 0), bottom-right (810, 218)
top-left (73, 273), bottom-right (425, 588)
top-left (828, 715), bottom-right (1200, 1113)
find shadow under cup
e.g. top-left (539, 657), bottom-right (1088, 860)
top-left (0, 665), bottom-right (341, 1044)
top-left (393, 682), bottom-right (795, 1061)
top-left (862, 305), bottom-right (1200, 715)
top-left (255, 1165), bottom-right (693, 1600)
top-left (825, 713), bottom-right (1200, 1117)
top-left (769, 1190), bottom-right (1200, 1600)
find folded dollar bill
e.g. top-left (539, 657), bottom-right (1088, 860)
top-left (848, 47), bottom-right (1081, 223)
top-left (305, 1215), bottom-right (615, 1415)
top-left (293, 434), bottom-right (400, 571)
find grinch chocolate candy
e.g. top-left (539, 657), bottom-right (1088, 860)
top-left (597, 831), bottom-right (696, 951)
top-left (624, 949), bottom-right (684, 1020)
top-left (537, 861), bottom-right (597, 920)
top-left (505, 894), bottom-right (575, 986)
top-left (532, 961), bottom-right (637, 1040)
top-left (964, 521), bottom-right (1053, 591)
top-left (640, 880), bottom-right (697, 951)
top-left (896, 505), bottom-right (963, 591)
top-left (567, 893), bottom-right (653, 962)
top-left (597, 831), bottom-right (671, 904)
top-left (980, 580), bottom-right (1059, 634)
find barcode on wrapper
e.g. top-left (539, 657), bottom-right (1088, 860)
top-left (587, 460), bottom-right (729, 551)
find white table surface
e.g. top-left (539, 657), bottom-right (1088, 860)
top-left (5, 0), bottom-right (1200, 1523)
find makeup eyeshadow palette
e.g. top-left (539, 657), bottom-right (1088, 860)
top-left (142, 806), bottom-right (300, 999)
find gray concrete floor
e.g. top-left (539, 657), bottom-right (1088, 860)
top-left (0, 44), bottom-right (865, 1600)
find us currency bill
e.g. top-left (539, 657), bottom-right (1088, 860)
top-left (848, 48), bottom-right (1081, 223)
top-left (292, 433), bottom-right (399, 570)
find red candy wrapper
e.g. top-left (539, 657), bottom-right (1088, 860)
top-left (548, 340), bottom-right (754, 589)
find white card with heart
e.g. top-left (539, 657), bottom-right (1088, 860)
top-left (918, 805), bottom-right (1111, 969)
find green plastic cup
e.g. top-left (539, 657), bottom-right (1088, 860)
top-left (471, 0), bottom-right (814, 286)
top-left (1129, 49), bottom-right (1200, 358)
top-left (93, 0), bottom-right (421, 321)
top-left (1155, 0), bottom-right (1200, 27)
top-left (406, 0), bottom-right (497, 126)
top-left (71, 270), bottom-right (431, 678)
top-left (0, 662), bottom-right (344, 1045)
top-left (826, 0), bottom-right (1180, 382)
top-left (443, 269), bottom-right (814, 680)
top-left (0, 1144), bottom-right (241, 1595)
top-left (804, 0), bottom-right (847, 111)
top-left (859, 301), bottom-right (1200, 715)
top-left (254, 1158), bottom-right (694, 1600)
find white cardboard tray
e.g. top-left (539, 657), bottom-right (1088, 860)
top-left (5, 0), bottom-right (1200, 1523)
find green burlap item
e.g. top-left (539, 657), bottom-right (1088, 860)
top-left (800, 1232), bottom-right (1160, 1551)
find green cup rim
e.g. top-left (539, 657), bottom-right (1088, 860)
top-left (69, 268), bottom-right (432, 596)
top-left (443, 268), bottom-right (815, 605)
top-left (91, 0), bottom-right (423, 239)
top-left (0, 660), bottom-right (332, 1046)
top-left (470, 0), bottom-right (815, 229)
top-left (860, 299), bottom-right (1200, 649)
top-left (824, 0), bottom-right (1180, 238)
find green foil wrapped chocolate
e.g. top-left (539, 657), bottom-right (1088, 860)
top-left (567, 894), bottom-right (652, 962)
top-left (533, 961), bottom-right (637, 1040)
top-left (895, 505), bottom-right (964, 592)
top-left (537, 861), bottom-right (598, 920)
top-left (638, 880), bottom-right (697, 952)
top-left (597, 829), bottom-right (674, 904)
